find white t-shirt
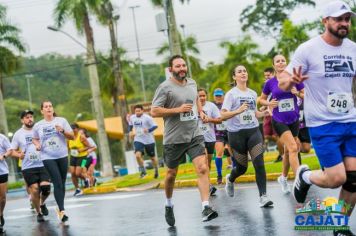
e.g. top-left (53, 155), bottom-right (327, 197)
top-left (87, 137), bottom-right (97, 160)
top-left (11, 128), bottom-right (43, 170)
top-left (129, 114), bottom-right (156, 145)
top-left (222, 87), bottom-right (259, 132)
top-left (286, 36), bottom-right (356, 127)
top-left (33, 117), bottom-right (72, 160)
top-left (0, 134), bottom-right (10, 175)
top-left (199, 101), bottom-right (220, 142)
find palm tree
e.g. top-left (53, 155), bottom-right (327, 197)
top-left (54, 0), bottom-right (113, 176)
top-left (0, 4), bottom-right (26, 134)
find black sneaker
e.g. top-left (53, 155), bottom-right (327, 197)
top-left (165, 206), bottom-right (175, 226)
top-left (0, 215), bottom-right (4, 226)
top-left (84, 179), bottom-right (90, 188)
top-left (40, 204), bottom-right (49, 216)
top-left (154, 171), bottom-right (159, 179)
top-left (202, 206), bottom-right (218, 222)
top-left (61, 214), bottom-right (69, 223)
top-left (333, 229), bottom-right (356, 236)
top-left (274, 155), bottom-right (283, 163)
top-left (140, 172), bottom-right (147, 179)
top-left (93, 178), bottom-right (97, 186)
top-left (292, 165), bottom-right (311, 203)
top-left (0, 225), bottom-right (4, 234)
top-left (37, 213), bottom-right (45, 222)
top-left (209, 185), bottom-right (217, 196)
top-left (217, 176), bottom-right (223, 185)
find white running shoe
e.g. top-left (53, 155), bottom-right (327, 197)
top-left (277, 175), bottom-right (291, 194)
top-left (260, 194), bottom-right (273, 207)
top-left (225, 174), bottom-right (234, 197)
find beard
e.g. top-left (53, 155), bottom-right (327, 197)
top-left (172, 71), bottom-right (187, 81)
top-left (328, 25), bottom-right (349, 39)
top-left (25, 123), bottom-right (34, 128)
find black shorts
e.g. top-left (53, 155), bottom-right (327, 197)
top-left (216, 135), bottom-right (228, 145)
top-left (298, 127), bottom-right (311, 144)
top-left (163, 135), bottom-right (205, 169)
top-left (85, 156), bottom-right (93, 169)
top-left (70, 156), bottom-right (87, 167)
top-left (134, 142), bottom-right (156, 157)
top-left (272, 119), bottom-right (299, 137)
top-left (0, 174), bottom-right (8, 184)
top-left (22, 167), bottom-right (50, 186)
top-left (205, 142), bottom-right (215, 155)
top-left (228, 127), bottom-right (263, 155)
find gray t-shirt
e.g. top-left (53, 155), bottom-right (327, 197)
top-left (152, 78), bottom-right (202, 145)
top-left (11, 127), bottom-right (44, 170)
top-left (0, 134), bottom-right (10, 175)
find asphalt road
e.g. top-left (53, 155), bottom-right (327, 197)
top-left (3, 182), bottom-right (356, 236)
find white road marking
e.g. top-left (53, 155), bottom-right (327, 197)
top-left (8, 203), bottom-right (92, 213)
top-left (66, 193), bottom-right (143, 203)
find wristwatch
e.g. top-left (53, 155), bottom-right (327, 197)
top-left (60, 130), bottom-right (65, 134)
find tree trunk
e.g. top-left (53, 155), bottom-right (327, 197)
top-left (83, 13), bottom-right (113, 177)
top-left (165, 0), bottom-right (182, 55)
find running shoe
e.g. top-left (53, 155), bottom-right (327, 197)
top-left (209, 185), bottom-right (217, 196)
top-left (93, 178), bottom-right (97, 186)
top-left (84, 178), bottom-right (90, 188)
top-left (56, 209), bottom-right (69, 223)
top-left (1, 215), bottom-right (4, 226)
top-left (217, 176), bottom-right (223, 185)
top-left (225, 174), bottom-right (234, 197)
top-left (40, 204), bottom-right (49, 216)
top-left (292, 165), bottom-right (311, 203)
top-left (140, 172), bottom-right (147, 178)
top-left (259, 194), bottom-right (274, 207)
top-left (165, 206), bottom-right (175, 227)
top-left (274, 155), bottom-right (283, 163)
top-left (0, 225), bottom-right (3, 234)
top-left (333, 229), bottom-right (356, 236)
top-left (37, 213), bottom-right (45, 222)
top-left (202, 206), bottom-right (218, 222)
top-left (154, 170), bottom-right (159, 179)
top-left (277, 175), bottom-right (291, 194)
top-left (73, 188), bottom-right (83, 197)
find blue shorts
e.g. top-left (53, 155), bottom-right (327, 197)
top-left (309, 122), bottom-right (356, 168)
top-left (134, 141), bottom-right (156, 157)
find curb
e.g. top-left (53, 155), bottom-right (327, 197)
top-left (83, 172), bottom-right (295, 195)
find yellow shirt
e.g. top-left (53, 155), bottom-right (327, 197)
top-left (68, 133), bottom-right (88, 157)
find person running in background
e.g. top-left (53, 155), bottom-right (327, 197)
top-left (129, 104), bottom-right (159, 179)
top-left (151, 55), bottom-right (218, 226)
top-left (222, 65), bottom-right (273, 207)
top-left (198, 88), bottom-right (221, 195)
top-left (0, 134), bottom-right (11, 233)
top-left (10, 110), bottom-right (51, 222)
top-left (212, 88), bottom-right (235, 184)
top-left (82, 129), bottom-right (97, 187)
top-left (294, 92), bottom-right (311, 157)
top-left (32, 100), bottom-right (74, 223)
top-left (278, 2), bottom-right (356, 235)
top-left (259, 55), bottom-right (304, 194)
top-left (68, 123), bottom-right (91, 196)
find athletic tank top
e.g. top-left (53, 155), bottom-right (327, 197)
top-left (68, 133), bottom-right (88, 157)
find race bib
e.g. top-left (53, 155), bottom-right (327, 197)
top-left (278, 98), bottom-right (295, 112)
top-left (327, 92), bottom-right (353, 114)
top-left (239, 110), bottom-right (254, 125)
top-left (46, 136), bottom-right (60, 151)
top-left (299, 110), bottom-right (304, 122)
top-left (135, 127), bottom-right (144, 136)
top-left (199, 123), bottom-right (210, 134)
top-left (70, 149), bottom-right (79, 157)
top-left (180, 110), bottom-right (197, 121)
top-left (28, 152), bottom-right (40, 162)
top-left (216, 122), bottom-right (227, 131)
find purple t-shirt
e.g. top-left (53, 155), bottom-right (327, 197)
top-left (262, 77), bottom-right (304, 125)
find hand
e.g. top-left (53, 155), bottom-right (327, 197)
top-left (268, 99), bottom-right (279, 109)
top-left (292, 66), bottom-right (308, 83)
top-left (237, 102), bottom-right (249, 114)
top-left (0, 155), bottom-right (4, 161)
top-left (143, 128), bottom-right (148, 133)
top-left (55, 125), bottom-right (64, 134)
top-left (259, 106), bottom-right (267, 112)
top-left (129, 131), bottom-right (135, 140)
top-left (19, 151), bottom-right (25, 160)
top-left (290, 87), bottom-right (298, 95)
top-left (178, 103), bottom-right (193, 113)
top-left (200, 111), bottom-right (209, 123)
top-left (35, 144), bottom-right (41, 151)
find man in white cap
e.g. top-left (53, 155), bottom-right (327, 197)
top-left (278, 1), bottom-right (356, 235)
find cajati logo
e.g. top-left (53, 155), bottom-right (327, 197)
top-left (294, 197), bottom-right (351, 231)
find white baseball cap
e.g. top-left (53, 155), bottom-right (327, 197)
top-left (322, 0), bottom-right (356, 18)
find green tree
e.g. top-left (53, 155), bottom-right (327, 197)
top-left (240, 0), bottom-right (315, 39)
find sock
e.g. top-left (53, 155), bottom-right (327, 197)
top-left (202, 201), bottom-right (209, 210)
top-left (165, 198), bottom-right (173, 207)
top-left (302, 170), bottom-right (312, 185)
top-left (215, 157), bottom-right (222, 177)
top-left (280, 175), bottom-right (288, 180)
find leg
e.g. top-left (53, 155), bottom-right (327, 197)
top-left (165, 167), bottom-right (178, 200)
top-left (0, 181), bottom-right (7, 221)
top-left (339, 158), bottom-right (356, 216)
top-left (39, 182), bottom-right (51, 205)
top-left (70, 166), bottom-right (79, 189)
top-left (192, 155), bottom-right (210, 202)
top-left (28, 183), bottom-right (41, 214)
top-left (43, 159), bottom-right (65, 211)
top-left (279, 130), bottom-right (299, 174)
top-left (215, 141), bottom-right (224, 181)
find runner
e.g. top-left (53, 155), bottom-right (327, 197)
top-left (294, 94), bottom-right (311, 157)
top-left (32, 100), bottom-right (74, 223)
top-left (222, 65), bottom-right (273, 207)
top-left (259, 54), bottom-right (304, 194)
top-left (10, 110), bottom-right (51, 222)
top-left (198, 88), bottom-right (221, 194)
top-left (129, 104), bottom-right (159, 179)
top-left (278, 2), bottom-right (356, 235)
top-left (82, 129), bottom-right (97, 187)
top-left (151, 55), bottom-right (218, 226)
top-left (212, 88), bottom-right (234, 184)
top-left (68, 123), bottom-right (91, 196)
top-left (0, 133), bottom-right (11, 233)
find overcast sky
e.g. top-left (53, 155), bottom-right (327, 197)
top-left (3, 0), bottom-right (330, 66)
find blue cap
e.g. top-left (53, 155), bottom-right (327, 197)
top-left (213, 88), bottom-right (224, 96)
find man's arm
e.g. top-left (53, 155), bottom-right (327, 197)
top-left (151, 106), bottom-right (181, 118)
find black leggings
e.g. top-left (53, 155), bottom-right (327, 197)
top-left (43, 157), bottom-right (68, 211)
top-left (228, 127), bottom-right (267, 196)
